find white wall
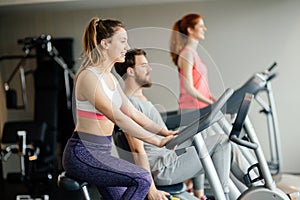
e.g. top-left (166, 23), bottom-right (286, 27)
top-left (1, 0), bottom-right (300, 173)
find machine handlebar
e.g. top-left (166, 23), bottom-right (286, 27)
top-left (267, 62), bottom-right (277, 72)
top-left (229, 93), bottom-right (258, 149)
top-left (263, 62), bottom-right (278, 82)
top-left (266, 73), bottom-right (277, 82)
top-left (165, 88), bottom-right (234, 150)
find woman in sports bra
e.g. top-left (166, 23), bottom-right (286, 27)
top-left (62, 17), bottom-right (175, 200)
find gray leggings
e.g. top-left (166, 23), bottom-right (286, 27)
top-left (153, 133), bottom-right (231, 193)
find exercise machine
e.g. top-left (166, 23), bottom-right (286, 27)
top-left (113, 88), bottom-right (234, 200)
top-left (164, 63), bottom-right (300, 198)
top-left (0, 121), bottom-right (52, 200)
top-left (1, 34), bottom-right (76, 199)
top-left (219, 62), bottom-right (300, 197)
top-left (0, 44), bottom-right (35, 110)
top-left (165, 88), bottom-right (234, 200)
top-left (166, 91), bottom-right (291, 200)
top-left (229, 93), bottom-right (290, 199)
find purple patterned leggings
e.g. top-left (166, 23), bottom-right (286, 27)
top-left (62, 132), bottom-right (151, 200)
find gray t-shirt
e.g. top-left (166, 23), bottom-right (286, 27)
top-left (127, 96), bottom-right (177, 172)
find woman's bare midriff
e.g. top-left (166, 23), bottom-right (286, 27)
top-left (75, 117), bottom-right (114, 136)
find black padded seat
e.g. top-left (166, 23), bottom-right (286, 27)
top-left (57, 171), bottom-right (88, 191)
top-left (57, 171), bottom-right (91, 200)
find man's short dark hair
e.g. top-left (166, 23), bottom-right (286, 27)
top-left (115, 48), bottom-right (146, 80)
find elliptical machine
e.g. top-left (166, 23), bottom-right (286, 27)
top-left (163, 62), bottom-right (299, 199)
top-left (228, 93), bottom-right (290, 199)
top-left (165, 91), bottom-right (291, 200)
top-left (216, 63), bottom-right (300, 198)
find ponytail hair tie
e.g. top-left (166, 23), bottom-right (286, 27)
top-left (95, 19), bottom-right (101, 27)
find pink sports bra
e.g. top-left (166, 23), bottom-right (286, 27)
top-left (76, 67), bottom-right (122, 120)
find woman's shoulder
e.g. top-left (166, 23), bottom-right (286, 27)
top-left (77, 68), bottom-right (100, 85)
top-left (178, 48), bottom-right (194, 63)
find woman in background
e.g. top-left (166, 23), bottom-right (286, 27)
top-left (170, 13), bottom-right (216, 200)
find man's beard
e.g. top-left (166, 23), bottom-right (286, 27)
top-left (136, 76), bottom-right (152, 88)
top-left (142, 82), bottom-right (152, 88)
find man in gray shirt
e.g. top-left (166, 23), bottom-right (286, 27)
top-left (114, 49), bottom-right (251, 200)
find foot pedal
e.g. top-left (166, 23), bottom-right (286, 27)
top-left (244, 163), bottom-right (263, 187)
top-left (166, 196), bottom-right (180, 200)
top-left (16, 195), bottom-right (49, 200)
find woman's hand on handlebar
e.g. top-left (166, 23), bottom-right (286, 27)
top-left (159, 129), bottom-right (178, 137)
top-left (210, 95), bottom-right (217, 103)
top-left (158, 135), bottom-right (176, 148)
top-left (148, 187), bottom-right (171, 200)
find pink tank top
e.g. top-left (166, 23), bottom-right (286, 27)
top-left (178, 47), bottom-right (211, 109)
